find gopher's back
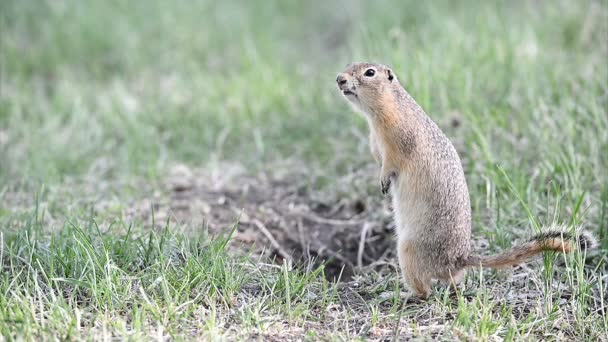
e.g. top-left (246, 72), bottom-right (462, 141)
top-left (392, 105), bottom-right (472, 273)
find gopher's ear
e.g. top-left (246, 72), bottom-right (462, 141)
top-left (387, 69), bottom-right (394, 81)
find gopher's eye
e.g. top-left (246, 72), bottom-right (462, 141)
top-left (364, 69), bottom-right (376, 77)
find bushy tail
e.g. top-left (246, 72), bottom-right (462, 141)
top-left (465, 230), bottom-right (597, 268)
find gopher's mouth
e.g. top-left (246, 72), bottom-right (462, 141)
top-left (343, 90), bottom-right (357, 97)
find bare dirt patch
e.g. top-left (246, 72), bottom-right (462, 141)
top-left (127, 162), bottom-right (396, 279)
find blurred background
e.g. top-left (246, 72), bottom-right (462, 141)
top-left (1, 0), bottom-right (606, 240)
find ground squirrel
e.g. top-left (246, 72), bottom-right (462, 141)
top-left (336, 62), bottom-right (597, 299)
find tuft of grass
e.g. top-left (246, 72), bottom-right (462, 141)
top-left (0, 212), bottom-right (248, 338)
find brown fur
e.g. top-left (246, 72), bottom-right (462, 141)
top-left (465, 230), bottom-right (596, 268)
top-left (336, 62), bottom-right (597, 299)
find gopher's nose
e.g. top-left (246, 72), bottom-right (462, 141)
top-left (336, 74), bottom-right (347, 86)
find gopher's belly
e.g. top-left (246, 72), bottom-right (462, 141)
top-left (391, 170), bottom-right (472, 269)
top-left (391, 174), bottom-right (429, 242)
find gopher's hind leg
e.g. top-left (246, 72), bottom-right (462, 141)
top-left (398, 239), bottom-right (432, 299)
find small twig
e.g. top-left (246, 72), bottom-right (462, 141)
top-left (299, 211), bottom-right (364, 226)
top-left (357, 222), bottom-right (372, 269)
top-left (365, 259), bottom-right (399, 272)
top-left (296, 218), bottom-right (307, 252)
top-left (252, 219), bottom-right (292, 263)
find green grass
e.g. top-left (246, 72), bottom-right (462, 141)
top-left (1, 0), bottom-right (607, 340)
top-left (5, 217), bottom-right (603, 340)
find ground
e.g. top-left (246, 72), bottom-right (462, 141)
top-left (1, 0), bottom-right (607, 341)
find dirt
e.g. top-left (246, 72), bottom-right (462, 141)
top-left (125, 162), bottom-right (397, 279)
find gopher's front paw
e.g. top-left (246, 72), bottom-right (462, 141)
top-left (380, 171), bottom-right (397, 195)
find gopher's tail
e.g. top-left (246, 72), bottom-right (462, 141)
top-left (465, 230), bottom-right (597, 268)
